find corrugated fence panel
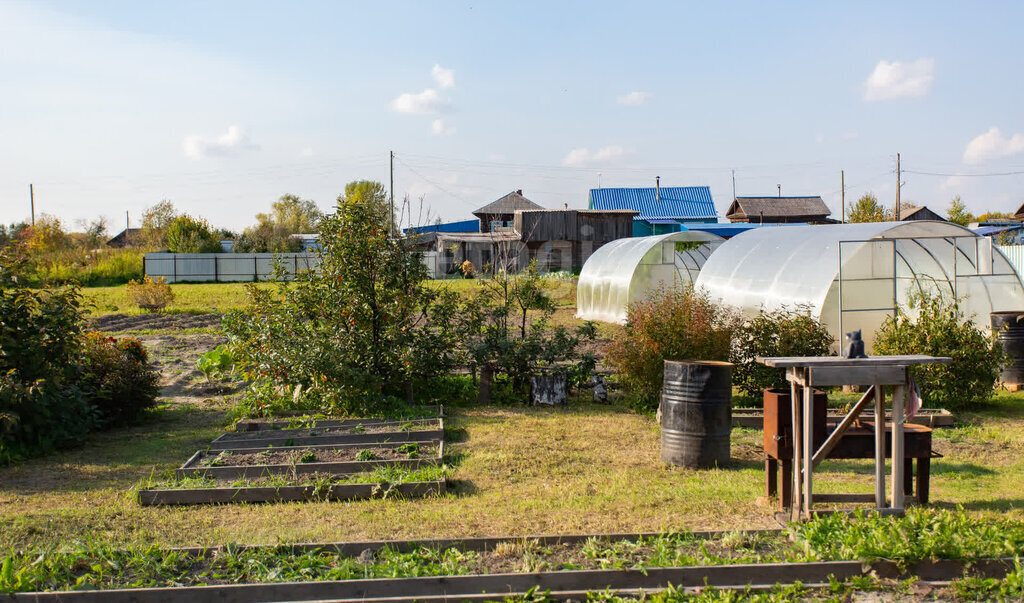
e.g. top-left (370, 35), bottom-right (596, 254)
top-left (144, 253), bottom-right (320, 283)
top-left (997, 245), bottom-right (1024, 280)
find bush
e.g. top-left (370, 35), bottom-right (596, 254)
top-left (165, 215), bottom-right (221, 253)
top-left (731, 308), bottom-right (834, 398)
top-left (873, 292), bottom-right (1005, 411)
top-left (79, 333), bottom-right (160, 426)
top-left (126, 276), bottom-right (174, 312)
top-left (607, 284), bottom-right (738, 412)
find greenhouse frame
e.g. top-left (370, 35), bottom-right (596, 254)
top-left (576, 231), bottom-right (723, 323)
top-left (693, 221), bottom-right (1024, 350)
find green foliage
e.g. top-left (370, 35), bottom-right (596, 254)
top-left (78, 333), bottom-right (160, 427)
top-left (224, 180), bottom-right (459, 417)
top-left (298, 451), bottom-right (317, 463)
top-left (607, 284), bottom-right (738, 412)
top-left (196, 345), bottom-right (234, 382)
top-left (947, 195), bottom-right (975, 226)
top-left (140, 200), bottom-right (178, 248)
top-left (731, 308), bottom-right (834, 398)
top-left (846, 192), bottom-right (892, 223)
top-left (873, 292), bottom-right (1004, 410)
top-left (462, 262), bottom-right (597, 399)
top-left (355, 449), bottom-right (378, 461)
top-left (953, 558), bottom-right (1024, 600)
top-left (126, 275), bottom-right (175, 312)
top-left (165, 215), bottom-right (221, 253)
top-left (235, 194), bottom-right (322, 253)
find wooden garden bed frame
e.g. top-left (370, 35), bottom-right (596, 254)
top-left (208, 418), bottom-right (445, 450)
top-left (177, 441), bottom-right (444, 479)
top-left (233, 406), bottom-right (444, 432)
top-left (138, 479), bottom-right (446, 506)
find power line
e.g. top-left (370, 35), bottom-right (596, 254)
top-left (904, 169), bottom-right (1024, 178)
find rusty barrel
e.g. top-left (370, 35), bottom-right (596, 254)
top-left (660, 360), bottom-right (733, 468)
top-left (992, 312), bottom-right (1024, 386)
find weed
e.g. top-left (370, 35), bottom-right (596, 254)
top-left (355, 450), bottom-right (378, 462)
top-left (298, 451), bottom-right (317, 463)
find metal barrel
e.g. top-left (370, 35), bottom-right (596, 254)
top-left (992, 312), bottom-right (1024, 386)
top-left (660, 360), bottom-right (733, 468)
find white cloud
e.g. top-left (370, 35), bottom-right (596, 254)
top-left (561, 145), bottom-right (627, 167)
top-left (616, 91), bottom-right (651, 106)
top-left (431, 118), bottom-right (455, 136)
top-left (431, 64), bottom-right (455, 89)
top-left (963, 127), bottom-right (1024, 164)
top-left (863, 58), bottom-right (935, 101)
top-left (182, 125), bottom-right (258, 160)
top-left (298, 147), bottom-right (314, 157)
top-left (391, 88), bottom-right (452, 114)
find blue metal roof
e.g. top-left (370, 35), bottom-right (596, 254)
top-left (403, 219), bottom-right (480, 235)
top-left (974, 224), bottom-right (1023, 236)
top-left (589, 186), bottom-right (718, 221)
top-left (680, 222), bottom-right (808, 238)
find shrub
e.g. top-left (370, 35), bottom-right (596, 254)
top-left (197, 344), bottom-right (234, 382)
top-left (607, 284), bottom-right (738, 412)
top-left (165, 215), bottom-right (221, 253)
top-left (731, 308), bottom-right (834, 398)
top-left (126, 276), bottom-right (174, 312)
top-left (79, 333), bottom-right (161, 426)
top-left (873, 292), bottom-right (1005, 411)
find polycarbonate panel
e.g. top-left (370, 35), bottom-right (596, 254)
top-left (576, 231), bottom-right (723, 323)
top-left (696, 221), bottom-right (1024, 352)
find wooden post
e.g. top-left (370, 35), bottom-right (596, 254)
top-left (891, 382), bottom-right (906, 510)
top-left (874, 383), bottom-right (886, 508)
top-left (790, 373), bottom-right (802, 519)
top-left (802, 376), bottom-right (813, 517)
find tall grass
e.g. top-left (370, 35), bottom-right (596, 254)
top-left (30, 248), bottom-right (145, 286)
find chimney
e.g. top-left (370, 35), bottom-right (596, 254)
top-left (656, 176), bottom-right (661, 202)
top-left (516, 189), bottom-right (522, 196)
top-left (563, 203), bottom-right (568, 209)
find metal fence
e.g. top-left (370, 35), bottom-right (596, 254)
top-left (144, 253), bottom-right (320, 283)
top-left (997, 245), bottom-right (1024, 280)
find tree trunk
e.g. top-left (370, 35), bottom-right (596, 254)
top-left (477, 367), bottom-right (493, 405)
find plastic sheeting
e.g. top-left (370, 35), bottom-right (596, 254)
top-left (693, 221), bottom-right (1024, 350)
top-left (576, 231), bottom-right (723, 323)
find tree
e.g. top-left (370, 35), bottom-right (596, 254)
top-left (165, 215), bottom-right (221, 253)
top-left (24, 214), bottom-right (69, 252)
top-left (976, 210), bottom-right (1014, 223)
top-left (141, 200), bottom-right (178, 248)
top-left (847, 193), bottom-right (892, 223)
top-left (946, 195), bottom-right (975, 226)
top-left (235, 194), bottom-right (323, 252)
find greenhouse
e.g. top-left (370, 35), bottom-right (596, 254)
top-left (576, 231), bottom-right (723, 323)
top-left (693, 221), bottom-right (1024, 350)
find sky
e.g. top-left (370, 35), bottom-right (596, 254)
top-left (2, 0), bottom-right (1024, 233)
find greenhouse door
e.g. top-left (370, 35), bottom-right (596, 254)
top-left (837, 239), bottom-right (896, 350)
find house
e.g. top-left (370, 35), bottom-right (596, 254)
top-left (899, 205), bottom-right (946, 222)
top-left (1014, 201), bottom-right (1024, 222)
top-left (403, 219), bottom-right (480, 235)
top-left (726, 196), bottom-right (831, 224)
top-left (106, 228), bottom-right (142, 248)
top-left (589, 185), bottom-right (718, 236)
top-left (472, 190), bottom-right (542, 233)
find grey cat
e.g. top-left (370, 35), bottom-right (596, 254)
top-left (844, 330), bottom-right (867, 359)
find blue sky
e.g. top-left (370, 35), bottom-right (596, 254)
top-left (2, 1), bottom-right (1023, 231)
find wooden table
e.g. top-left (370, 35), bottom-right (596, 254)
top-left (756, 355), bottom-right (951, 521)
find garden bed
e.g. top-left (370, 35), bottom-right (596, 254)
top-left (208, 418), bottom-right (444, 450)
top-left (138, 479), bottom-right (446, 506)
top-left (233, 406), bottom-right (444, 431)
top-left (732, 408), bottom-right (953, 429)
top-left (177, 441), bottom-right (442, 479)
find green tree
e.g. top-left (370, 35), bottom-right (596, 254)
top-left (165, 215), bottom-right (222, 253)
top-left (141, 200), bottom-right (178, 248)
top-left (975, 210), bottom-right (1013, 223)
top-left (235, 194), bottom-right (323, 252)
top-left (946, 195), bottom-right (975, 226)
top-left (847, 193), bottom-right (892, 223)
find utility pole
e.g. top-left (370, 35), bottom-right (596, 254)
top-left (389, 151), bottom-right (395, 235)
top-left (896, 152), bottom-right (901, 220)
top-left (841, 170), bottom-right (845, 223)
top-left (126, 210), bottom-right (130, 231)
top-left (777, 184), bottom-right (781, 198)
top-left (29, 184), bottom-right (35, 226)
top-left (731, 169), bottom-right (736, 201)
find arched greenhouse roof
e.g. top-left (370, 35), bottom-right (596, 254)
top-left (693, 220), bottom-right (1024, 349)
top-left (577, 231), bottom-right (723, 324)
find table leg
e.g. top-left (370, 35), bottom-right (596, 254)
top-left (917, 457), bottom-right (930, 505)
top-left (781, 460), bottom-right (792, 510)
top-left (892, 384), bottom-right (906, 510)
top-left (874, 383), bottom-right (886, 508)
top-left (803, 378), bottom-right (813, 518)
top-left (903, 458), bottom-right (914, 496)
top-left (766, 458), bottom-right (778, 498)
top-left (790, 375), bottom-right (802, 521)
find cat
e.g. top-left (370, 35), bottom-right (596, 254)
top-left (844, 329), bottom-right (867, 359)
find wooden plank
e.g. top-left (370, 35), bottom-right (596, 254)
top-left (892, 384), bottom-right (906, 511)
top-left (175, 457), bottom-right (438, 480)
top-left (190, 439), bottom-right (441, 457)
top-left (802, 381), bottom-right (813, 519)
top-left (812, 385), bottom-right (875, 467)
top-left (874, 383), bottom-right (886, 508)
top-left (789, 374), bottom-right (802, 519)
top-left (138, 480), bottom-right (446, 506)
top-left (215, 418), bottom-right (442, 442)
top-left (209, 429), bottom-right (445, 450)
top-left (808, 366), bottom-right (906, 386)
top-left (758, 355), bottom-right (951, 368)
top-left (812, 493), bottom-right (877, 503)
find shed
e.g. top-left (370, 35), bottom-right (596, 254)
top-left (1014, 201), bottom-right (1024, 222)
top-left (693, 221), bottom-right (1024, 351)
top-left (473, 190), bottom-right (542, 233)
top-left (106, 228), bottom-right (142, 248)
top-left (899, 205), bottom-right (946, 222)
top-left (726, 196), bottom-right (831, 223)
top-left (515, 209), bottom-right (636, 272)
top-left (576, 231), bottom-right (724, 324)
top-left (588, 186), bottom-right (718, 236)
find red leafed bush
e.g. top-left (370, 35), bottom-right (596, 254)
top-left (607, 284), bottom-right (738, 412)
top-left (79, 332), bottom-right (160, 426)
